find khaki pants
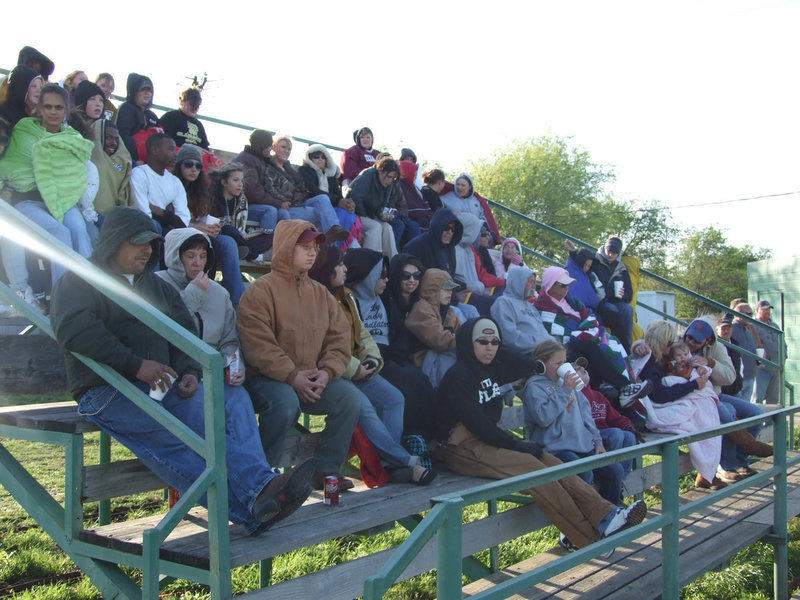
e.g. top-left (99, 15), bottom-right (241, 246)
top-left (436, 423), bottom-right (615, 548)
top-left (360, 217), bottom-right (397, 258)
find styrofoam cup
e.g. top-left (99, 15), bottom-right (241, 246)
top-left (614, 281), bottom-right (624, 298)
top-left (557, 363), bottom-right (585, 391)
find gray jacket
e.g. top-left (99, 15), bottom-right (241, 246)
top-left (490, 265), bottom-right (551, 354)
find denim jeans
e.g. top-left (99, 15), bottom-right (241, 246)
top-left (754, 369), bottom-right (779, 404)
top-left (596, 300), bottom-right (634, 353)
top-left (287, 194), bottom-right (339, 232)
top-left (78, 382), bottom-right (275, 534)
top-left (552, 447), bottom-right (626, 505)
top-left (739, 377), bottom-right (755, 403)
top-left (388, 218), bottom-right (421, 252)
top-left (717, 393), bottom-right (765, 471)
top-left (15, 201), bottom-right (93, 282)
top-left (0, 237), bottom-right (29, 289)
top-left (210, 233), bottom-right (245, 304)
top-left (599, 427), bottom-right (636, 478)
top-left (245, 375), bottom-right (361, 474)
top-left (247, 204), bottom-right (290, 232)
top-left (354, 374), bottom-right (412, 467)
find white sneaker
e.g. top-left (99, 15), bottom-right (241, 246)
top-left (603, 499), bottom-right (647, 537)
top-left (618, 381), bottom-right (653, 408)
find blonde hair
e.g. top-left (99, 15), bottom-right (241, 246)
top-left (532, 339), bottom-right (566, 364)
top-left (644, 320), bottom-right (678, 366)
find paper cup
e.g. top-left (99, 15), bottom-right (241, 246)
top-left (205, 215), bottom-right (220, 225)
top-left (149, 373), bottom-right (175, 402)
top-left (756, 348), bottom-right (766, 359)
top-left (557, 363), bottom-right (585, 391)
top-left (614, 281), bottom-right (624, 298)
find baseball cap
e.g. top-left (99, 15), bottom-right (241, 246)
top-left (471, 318), bottom-right (500, 342)
top-left (756, 300), bottom-right (773, 310)
top-left (296, 229), bottom-right (326, 245)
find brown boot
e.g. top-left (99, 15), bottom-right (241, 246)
top-left (725, 429), bottom-right (773, 458)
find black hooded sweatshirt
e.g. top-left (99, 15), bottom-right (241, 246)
top-left (0, 65), bottom-right (39, 126)
top-left (17, 46), bottom-right (54, 79)
top-left (436, 317), bottom-right (535, 448)
top-left (116, 73), bottom-right (159, 162)
top-left (404, 207), bottom-right (463, 278)
top-left (50, 207), bottom-right (202, 400)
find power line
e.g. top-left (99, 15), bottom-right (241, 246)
top-left (667, 190), bottom-right (800, 210)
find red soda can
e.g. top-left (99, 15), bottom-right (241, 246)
top-left (323, 475), bottom-right (339, 507)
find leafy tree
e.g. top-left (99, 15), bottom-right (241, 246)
top-left (669, 226), bottom-right (771, 319)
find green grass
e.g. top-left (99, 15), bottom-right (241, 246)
top-left (0, 402), bottom-right (797, 599)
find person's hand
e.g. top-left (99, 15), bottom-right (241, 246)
top-left (178, 374), bottom-right (198, 398)
top-left (562, 371), bottom-right (581, 390)
top-left (690, 356), bottom-right (709, 367)
top-left (229, 369), bottom-right (245, 386)
top-left (310, 369), bottom-right (329, 397)
top-left (695, 370), bottom-right (709, 390)
top-left (352, 363), bottom-right (377, 382)
top-left (136, 360), bottom-right (178, 391)
top-left (150, 204), bottom-right (165, 217)
top-left (190, 272), bottom-right (210, 291)
top-left (594, 445), bottom-right (606, 455)
top-left (616, 285), bottom-right (625, 298)
top-left (510, 253), bottom-right (523, 266)
top-left (512, 439), bottom-right (544, 458)
top-left (192, 222), bottom-right (221, 237)
top-left (632, 342), bottom-right (651, 358)
top-left (290, 369), bottom-right (326, 403)
top-left (280, 201), bottom-right (291, 211)
top-left (565, 239), bottom-right (576, 252)
top-left (339, 198), bottom-right (355, 213)
top-left (381, 213), bottom-right (394, 222)
top-left (696, 365), bottom-right (708, 376)
top-left (575, 366), bottom-right (591, 386)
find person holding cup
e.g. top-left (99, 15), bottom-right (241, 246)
top-left (522, 339), bottom-right (628, 507)
top-left (591, 235), bottom-right (635, 353)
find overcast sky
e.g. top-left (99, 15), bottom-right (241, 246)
top-left (3, 0), bottom-right (798, 259)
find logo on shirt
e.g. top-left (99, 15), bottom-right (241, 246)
top-left (478, 377), bottom-right (501, 404)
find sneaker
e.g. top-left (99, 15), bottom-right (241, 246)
top-left (695, 474), bottom-right (727, 490)
top-left (603, 499), bottom-right (647, 537)
top-left (717, 469), bottom-right (743, 484)
top-left (558, 533), bottom-right (578, 552)
top-left (618, 380), bottom-right (653, 408)
top-left (737, 466), bottom-right (758, 478)
top-left (252, 458), bottom-right (317, 530)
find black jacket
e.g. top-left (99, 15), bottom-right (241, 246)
top-left (116, 73), bottom-right (158, 162)
top-left (297, 164), bottom-right (343, 206)
top-left (51, 207), bottom-right (202, 400)
top-left (158, 110), bottom-right (209, 149)
top-left (436, 318), bottom-right (535, 447)
top-left (721, 337), bottom-right (744, 396)
top-left (591, 252), bottom-right (633, 304)
top-left (347, 168), bottom-right (392, 219)
top-left (404, 207), bottom-right (463, 278)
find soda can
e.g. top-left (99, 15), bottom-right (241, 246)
top-left (324, 475), bottom-right (339, 507)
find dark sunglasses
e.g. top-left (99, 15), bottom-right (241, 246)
top-left (443, 226), bottom-right (456, 232)
top-left (685, 333), bottom-right (707, 344)
top-left (739, 310), bottom-right (752, 316)
top-left (475, 338), bottom-right (500, 347)
top-left (400, 270), bottom-right (423, 281)
top-left (309, 153), bottom-right (325, 160)
top-left (182, 160), bottom-right (203, 170)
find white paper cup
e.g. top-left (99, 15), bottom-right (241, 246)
top-left (149, 373), bottom-right (175, 402)
top-left (614, 281), bottom-right (624, 298)
top-left (205, 215), bottom-right (220, 225)
top-left (756, 348), bottom-right (766, 359)
top-left (557, 363), bottom-right (585, 391)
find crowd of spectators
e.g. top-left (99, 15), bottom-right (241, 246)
top-left (1, 47), bottom-right (784, 542)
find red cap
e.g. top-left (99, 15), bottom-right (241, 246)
top-left (296, 229), bottom-right (326, 245)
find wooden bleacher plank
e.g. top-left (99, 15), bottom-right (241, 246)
top-left (0, 401), bottom-right (96, 434)
top-left (82, 459), bottom-right (166, 502)
top-left (462, 457), bottom-right (800, 599)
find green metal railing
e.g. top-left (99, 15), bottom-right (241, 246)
top-left (365, 407), bottom-right (800, 600)
top-left (0, 199), bottom-right (232, 600)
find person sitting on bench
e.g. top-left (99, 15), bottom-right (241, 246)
top-left (50, 206), bottom-right (315, 536)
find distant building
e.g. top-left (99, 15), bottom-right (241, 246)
top-left (635, 290), bottom-right (676, 334)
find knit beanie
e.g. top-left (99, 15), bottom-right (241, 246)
top-left (176, 143), bottom-right (202, 165)
top-left (249, 129), bottom-right (273, 151)
top-left (74, 80), bottom-right (105, 111)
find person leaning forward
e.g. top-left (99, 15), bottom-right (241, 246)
top-left (238, 219), bottom-right (361, 490)
top-left (50, 206), bottom-right (315, 535)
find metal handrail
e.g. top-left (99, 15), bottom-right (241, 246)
top-left (364, 406), bottom-right (800, 600)
top-left (0, 199), bottom-right (232, 599)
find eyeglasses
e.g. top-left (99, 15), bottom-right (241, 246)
top-left (400, 271), bottom-right (422, 281)
top-left (182, 160), bottom-right (202, 170)
top-left (443, 226), bottom-right (455, 233)
top-left (554, 282), bottom-right (570, 288)
top-left (480, 231), bottom-right (491, 237)
top-left (685, 333), bottom-right (706, 344)
top-left (475, 338), bottom-right (500, 347)
top-left (309, 153), bottom-right (325, 160)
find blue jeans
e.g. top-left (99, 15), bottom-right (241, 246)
top-left (210, 233), bottom-right (245, 304)
top-left (717, 393), bottom-right (765, 471)
top-left (354, 374), bottom-right (412, 468)
top-left (78, 382), bottom-right (274, 534)
top-left (596, 300), bottom-right (634, 352)
top-left (552, 447), bottom-right (626, 506)
top-left (754, 369), bottom-right (779, 404)
top-left (247, 204), bottom-right (289, 231)
top-left (245, 375), bottom-right (361, 474)
top-left (287, 194), bottom-right (338, 232)
top-left (739, 377), bottom-right (755, 403)
top-left (388, 218), bottom-right (421, 251)
top-left (600, 427), bottom-right (636, 478)
top-left (15, 201), bottom-right (93, 282)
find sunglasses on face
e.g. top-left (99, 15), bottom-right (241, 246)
top-left (182, 160), bottom-right (202, 170)
top-left (400, 271), bottom-right (422, 281)
top-left (475, 338), bottom-right (500, 347)
top-left (443, 226), bottom-right (455, 232)
top-left (310, 153), bottom-right (325, 160)
top-left (685, 333), bottom-right (706, 344)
